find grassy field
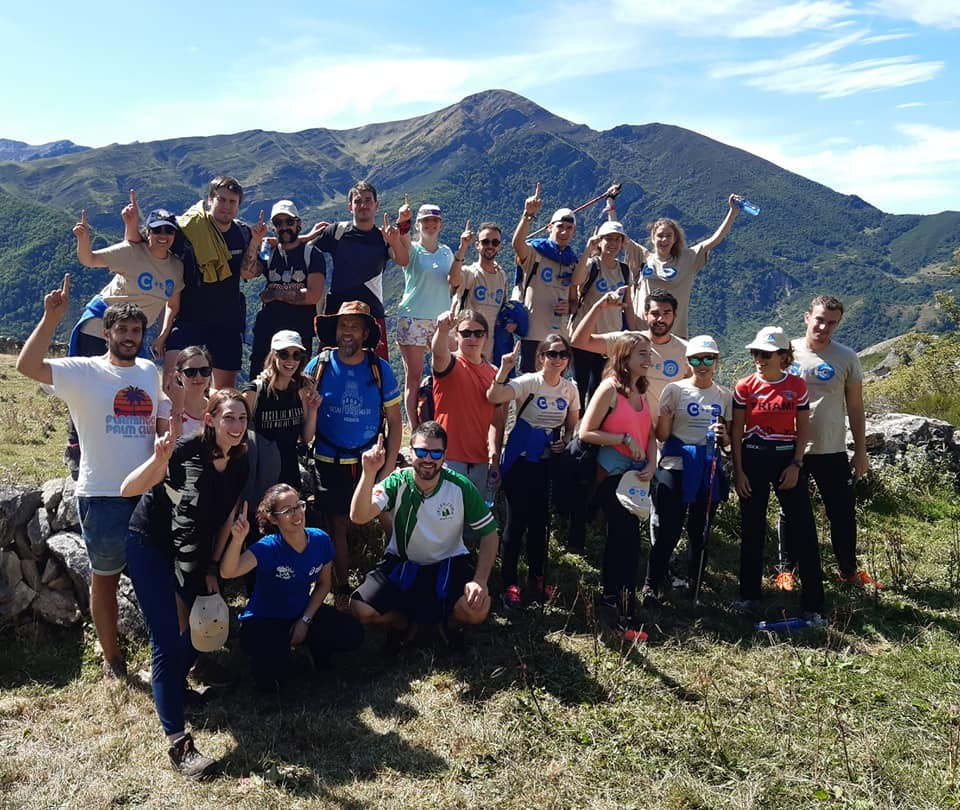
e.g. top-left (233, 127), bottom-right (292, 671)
top-left (2, 353), bottom-right (960, 809)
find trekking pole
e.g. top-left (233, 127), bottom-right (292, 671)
top-left (693, 429), bottom-right (722, 606)
top-left (527, 183), bottom-right (622, 237)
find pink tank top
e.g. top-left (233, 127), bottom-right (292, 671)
top-left (601, 390), bottom-right (652, 459)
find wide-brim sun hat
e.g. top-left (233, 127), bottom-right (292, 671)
top-left (314, 301), bottom-right (381, 350)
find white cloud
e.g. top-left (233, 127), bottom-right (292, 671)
top-left (896, 101), bottom-right (928, 108)
top-left (731, 1), bottom-right (857, 37)
top-left (869, 0), bottom-right (960, 28)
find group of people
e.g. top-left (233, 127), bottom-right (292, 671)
top-left (16, 174), bottom-right (872, 781)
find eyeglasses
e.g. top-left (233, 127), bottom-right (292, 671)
top-left (543, 350), bottom-right (570, 360)
top-left (276, 349), bottom-right (305, 361)
top-left (458, 329), bottom-right (487, 339)
top-left (272, 500), bottom-right (306, 517)
top-left (688, 356), bottom-right (716, 367)
top-left (751, 350), bottom-right (774, 359)
top-left (479, 238), bottom-right (501, 246)
top-left (273, 218), bottom-right (297, 228)
top-left (180, 366), bottom-right (212, 378)
top-left (150, 225), bottom-right (176, 235)
top-left (412, 447), bottom-right (444, 460)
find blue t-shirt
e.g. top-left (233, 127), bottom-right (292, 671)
top-left (304, 350), bottom-right (402, 462)
top-left (398, 241), bottom-right (455, 320)
top-left (240, 527), bottom-right (333, 621)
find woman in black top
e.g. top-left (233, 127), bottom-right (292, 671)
top-left (122, 389), bottom-right (250, 779)
top-left (241, 329), bottom-right (320, 488)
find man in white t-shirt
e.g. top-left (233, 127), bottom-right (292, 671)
top-left (17, 276), bottom-right (168, 680)
top-left (780, 295), bottom-right (874, 587)
top-left (570, 287), bottom-right (690, 417)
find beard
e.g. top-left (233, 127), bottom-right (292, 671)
top-left (108, 334), bottom-right (142, 361)
top-left (277, 227), bottom-right (299, 245)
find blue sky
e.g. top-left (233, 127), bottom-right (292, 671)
top-left (2, 0), bottom-right (957, 215)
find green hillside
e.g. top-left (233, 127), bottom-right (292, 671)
top-left (0, 89), bottom-right (957, 351)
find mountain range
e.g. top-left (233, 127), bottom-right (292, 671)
top-left (1, 89), bottom-right (957, 354)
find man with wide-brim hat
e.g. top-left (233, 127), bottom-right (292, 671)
top-left (305, 301), bottom-right (402, 607)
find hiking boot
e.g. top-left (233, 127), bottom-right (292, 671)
top-left (774, 571), bottom-right (796, 591)
top-left (64, 444), bottom-right (80, 482)
top-left (732, 599), bottom-right (759, 612)
top-left (640, 587), bottom-right (660, 610)
top-left (801, 611), bottom-right (827, 627)
top-left (501, 585), bottom-right (523, 611)
top-left (189, 655), bottom-right (233, 688)
top-left (671, 576), bottom-right (689, 590)
top-left (168, 733), bottom-right (218, 780)
top-left (526, 576), bottom-right (557, 605)
top-left (619, 616), bottom-right (649, 644)
top-left (101, 656), bottom-right (127, 682)
top-left (839, 569), bottom-right (884, 589)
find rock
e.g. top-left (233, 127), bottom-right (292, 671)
top-left (47, 576), bottom-right (73, 591)
top-left (44, 530), bottom-right (144, 638)
top-left (27, 508), bottom-right (51, 554)
top-left (40, 558), bottom-right (61, 585)
top-left (32, 587), bottom-right (81, 626)
top-left (13, 530), bottom-right (34, 560)
top-left (20, 558), bottom-right (40, 591)
top-left (0, 486), bottom-right (43, 548)
top-left (0, 580), bottom-right (36, 617)
top-left (45, 531), bottom-right (89, 607)
top-left (41, 478), bottom-right (64, 514)
top-left (859, 413), bottom-right (960, 480)
top-left (1, 549), bottom-right (23, 588)
top-left (55, 479), bottom-right (79, 532)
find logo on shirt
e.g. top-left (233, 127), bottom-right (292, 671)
top-left (436, 501), bottom-right (455, 519)
top-left (107, 386), bottom-right (155, 437)
top-left (494, 289), bottom-right (504, 304)
top-left (663, 360), bottom-right (680, 377)
top-left (308, 565), bottom-right (324, 577)
top-left (814, 362), bottom-right (836, 381)
top-left (137, 272), bottom-right (153, 292)
top-left (275, 566), bottom-right (295, 580)
top-left (597, 278), bottom-right (610, 292)
top-left (556, 397), bottom-right (568, 411)
top-left (541, 267), bottom-right (554, 283)
top-left (783, 390), bottom-right (796, 401)
top-left (536, 396), bottom-right (548, 409)
top-left (475, 285), bottom-right (487, 301)
top-left (642, 265), bottom-right (654, 277)
top-left (164, 279), bottom-right (175, 298)
top-left (788, 361), bottom-right (801, 377)
top-left (660, 267), bottom-right (677, 280)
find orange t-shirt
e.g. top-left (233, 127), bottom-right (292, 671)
top-left (433, 354), bottom-right (497, 464)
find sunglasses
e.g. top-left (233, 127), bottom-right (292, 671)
top-left (412, 447), bottom-right (444, 460)
top-left (150, 225), bottom-right (176, 235)
top-left (543, 350), bottom-right (570, 360)
top-left (276, 349), bottom-right (305, 361)
top-left (273, 218), bottom-right (297, 228)
top-left (179, 366), bottom-right (212, 378)
top-left (458, 329), bottom-right (487, 339)
top-left (479, 238), bottom-right (501, 246)
top-left (688, 356), bottom-right (716, 367)
top-left (751, 350), bottom-right (776, 359)
top-left (272, 500), bottom-right (306, 517)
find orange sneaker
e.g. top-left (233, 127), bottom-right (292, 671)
top-left (839, 570), bottom-right (885, 589)
top-left (774, 571), bottom-right (795, 591)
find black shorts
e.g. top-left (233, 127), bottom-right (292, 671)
top-left (315, 461), bottom-right (361, 517)
top-left (167, 321), bottom-right (242, 372)
top-left (352, 554), bottom-right (474, 624)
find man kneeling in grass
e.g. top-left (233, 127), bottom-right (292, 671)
top-left (349, 421), bottom-right (498, 652)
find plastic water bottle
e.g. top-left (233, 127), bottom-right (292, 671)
top-left (258, 239), bottom-right (271, 263)
top-left (755, 617), bottom-right (809, 631)
top-left (484, 467), bottom-right (501, 508)
top-left (736, 198), bottom-right (760, 216)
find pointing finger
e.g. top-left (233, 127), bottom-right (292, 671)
top-left (62, 274), bottom-right (71, 296)
top-left (240, 501), bottom-right (248, 518)
top-left (465, 219), bottom-right (471, 231)
top-left (534, 182), bottom-right (541, 199)
top-left (259, 210), bottom-right (265, 225)
top-left (383, 213), bottom-right (390, 229)
top-left (377, 433), bottom-right (384, 449)
top-left (130, 189), bottom-right (137, 206)
top-left (404, 193), bottom-right (410, 206)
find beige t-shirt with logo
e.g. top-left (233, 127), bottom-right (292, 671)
top-left (624, 241), bottom-right (709, 339)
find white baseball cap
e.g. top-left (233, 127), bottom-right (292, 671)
top-left (270, 200), bottom-right (299, 221)
top-left (189, 593), bottom-right (230, 653)
top-left (271, 330), bottom-right (306, 352)
top-left (745, 326), bottom-right (790, 352)
top-left (686, 335), bottom-right (720, 357)
top-left (615, 471), bottom-right (651, 519)
top-left (550, 208), bottom-right (576, 225)
top-left (597, 221), bottom-right (626, 238)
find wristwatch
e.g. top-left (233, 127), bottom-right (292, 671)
top-left (300, 614), bottom-right (312, 625)
top-left (789, 459), bottom-right (803, 469)
top-left (623, 433), bottom-right (632, 446)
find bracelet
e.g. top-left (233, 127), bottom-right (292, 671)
top-left (452, 256), bottom-right (464, 262)
top-left (523, 213), bottom-right (536, 221)
top-left (789, 459), bottom-right (803, 469)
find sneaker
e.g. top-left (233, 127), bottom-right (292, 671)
top-left (168, 733), bottom-right (218, 780)
top-left (839, 570), bottom-right (885, 589)
top-left (189, 655), bottom-right (233, 688)
top-left (640, 587), bottom-right (660, 610)
top-left (101, 656), bottom-right (127, 682)
top-left (732, 599), bottom-right (759, 612)
top-left (526, 576), bottom-right (557, 605)
top-left (774, 571), bottom-right (796, 591)
top-left (64, 444), bottom-right (80, 482)
top-left (671, 576), bottom-right (689, 590)
top-left (801, 612), bottom-right (827, 627)
top-left (501, 585), bottom-right (523, 611)
top-left (183, 686), bottom-right (216, 707)
top-left (619, 617), bottom-right (649, 644)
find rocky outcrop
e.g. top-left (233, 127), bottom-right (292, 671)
top-left (860, 413), bottom-right (960, 473)
top-left (0, 480), bottom-right (142, 636)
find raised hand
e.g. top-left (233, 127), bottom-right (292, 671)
top-left (362, 433), bottom-right (386, 475)
top-left (299, 376), bottom-right (322, 411)
top-left (230, 501), bottom-right (249, 540)
top-left (524, 183), bottom-right (543, 217)
top-left (600, 290), bottom-right (625, 309)
top-left (251, 209), bottom-right (268, 243)
top-left (498, 341), bottom-right (520, 374)
top-left (154, 427), bottom-right (176, 464)
top-left (459, 219), bottom-right (474, 252)
top-left (436, 309), bottom-right (456, 333)
top-left (382, 212), bottom-right (399, 245)
top-left (43, 274), bottom-right (70, 321)
top-left (121, 189), bottom-right (139, 229)
top-left (72, 210), bottom-right (90, 241)
top-left (397, 193), bottom-right (412, 224)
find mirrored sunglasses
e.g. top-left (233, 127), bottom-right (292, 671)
top-left (412, 447), bottom-right (444, 460)
top-left (688, 356), bottom-right (716, 367)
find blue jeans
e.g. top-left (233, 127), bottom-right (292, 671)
top-left (126, 530), bottom-right (199, 737)
top-left (77, 496), bottom-right (138, 575)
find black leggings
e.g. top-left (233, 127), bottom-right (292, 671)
top-left (739, 446), bottom-right (824, 613)
top-left (501, 458), bottom-right (550, 586)
top-left (598, 473), bottom-right (645, 612)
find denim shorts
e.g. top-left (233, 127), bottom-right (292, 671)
top-left (77, 496), bottom-right (139, 575)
